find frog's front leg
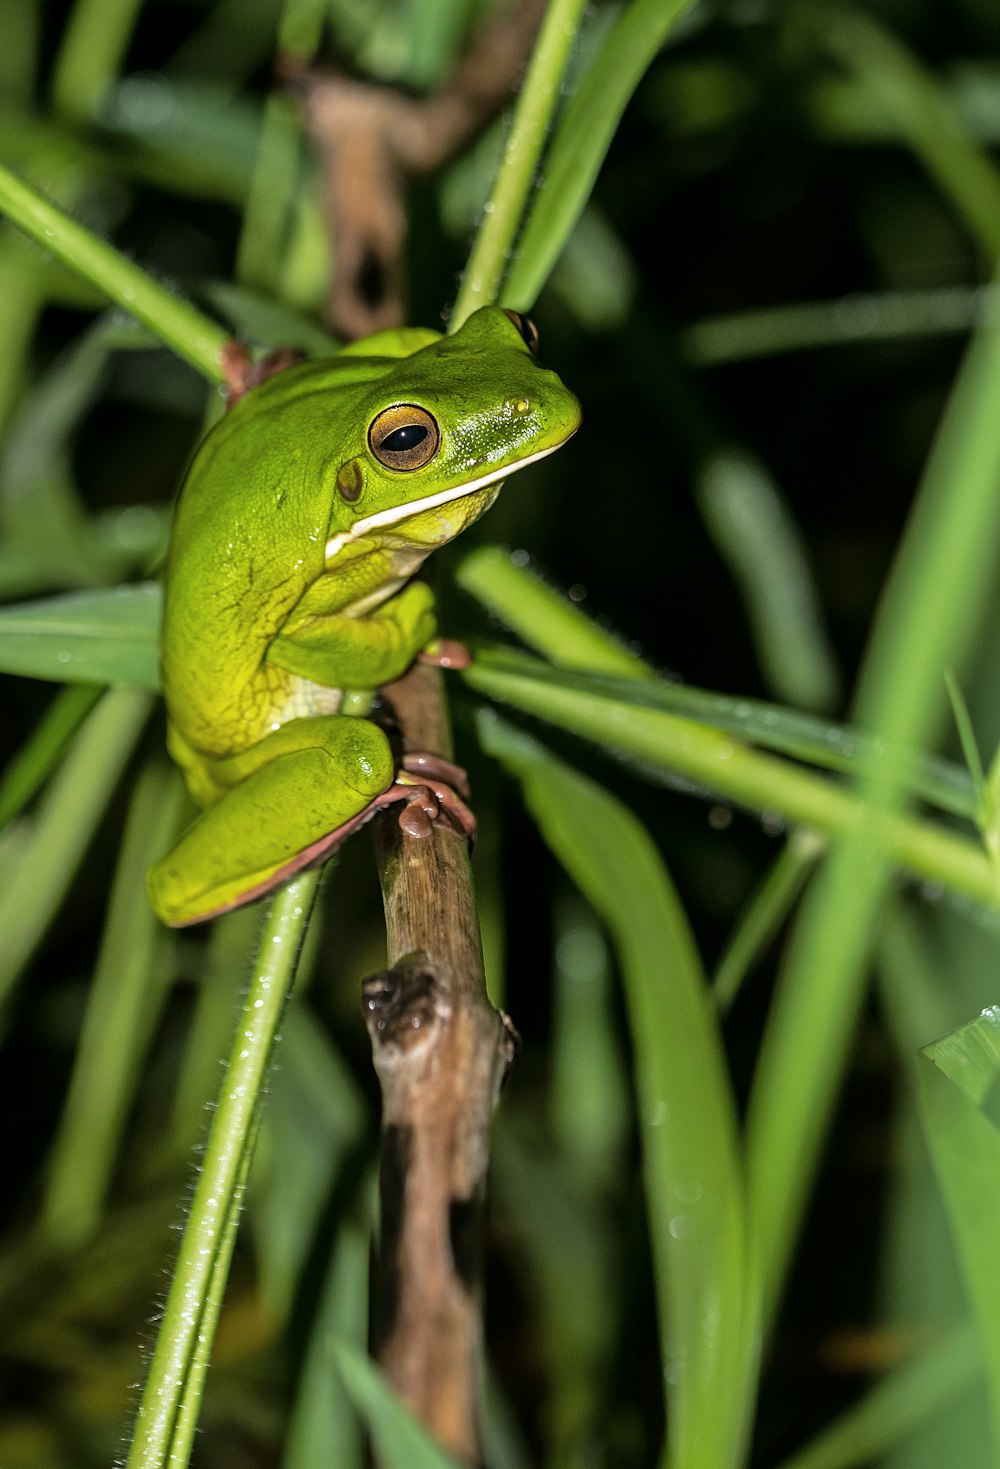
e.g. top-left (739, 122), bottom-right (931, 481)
top-left (267, 580), bottom-right (437, 688)
top-left (149, 714), bottom-right (399, 927)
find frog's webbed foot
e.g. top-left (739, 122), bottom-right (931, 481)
top-left (417, 638), bottom-right (471, 671)
top-left (390, 754), bottom-right (476, 844)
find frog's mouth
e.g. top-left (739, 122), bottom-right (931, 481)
top-left (324, 441), bottom-right (562, 562)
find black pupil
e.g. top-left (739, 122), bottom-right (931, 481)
top-left (382, 423), bottom-right (428, 453)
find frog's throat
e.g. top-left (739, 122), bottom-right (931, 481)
top-left (324, 440), bottom-right (561, 562)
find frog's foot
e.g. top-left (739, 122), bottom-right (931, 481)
top-left (221, 342), bottom-right (306, 404)
top-left (391, 758), bottom-right (476, 843)
top-left (149, 738), bottom-right (473, 928)
top-left (400, 752), bottom-right (470, 798)
top-left (418, 638), bottom-right (471, 670)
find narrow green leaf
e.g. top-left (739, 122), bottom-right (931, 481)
top-left (329, 1338), bottom-right (464, 1469)
top-left (747, 252), bottom-right (1000, 1331)
top-left (0, 682), bottom-right (101, 828)
top-left (481, 713), bottom-right (757, 1469)
top-left (683, 286), bottom-right (992, 366)
top-left (0, 687), bottom-right (152, 1016)
top-left (505, 0), bottom-right (697, 311)
top-left (0, 582), bottom-right (161, 689)
top-left (712, 833), bottom-right (824, 1014)
top-left (808, 4), bottom-right (1000, 259)
top-left (451, 0), bottom-right (589, 326)
top-left (0, 161), bottom-right (230, 381)
top-left (463, 652), bottom-right (996, 907)
top-left (253, 1004), bottom-right (368, 1318)
top-left (458, 563), bottom-right (973, 820)
top-left (919, 1009), bottom-right (1000, 1455)
top-left (457, 546), bottom-right (650, 677)
top-left (125, 873), bottom-right (320, 1469)
top-left (696, 450), bottom-right (841, 713)
top-left (41, 759), bottom-right (185, 1248)
top-left (285, 1224), bottom-right (369, 1469)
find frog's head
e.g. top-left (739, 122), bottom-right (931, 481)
top-left (324, 305), bottom-right (581, 561)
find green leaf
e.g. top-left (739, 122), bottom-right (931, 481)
top-left (0, 582), bottom-right (162, 689)
top-left (329, 1338), bottom-right (464, 1469)
top-left (467, 646), bottom-right (975, 820)
top-left (919, 1009), bottom-right (1000, 1455)
top-left (0, 687), bottom-right (153, 1017)
top-left (480, 713), bottom-right (757, 1469)
top-left (695, 450), bottom-right (840, 713)
top-left (505, 0), bottom-right (697, 311)
top-left (0, 682), bottom-right (101, 828)
top-left (463, 650), bottom-right (996, 908)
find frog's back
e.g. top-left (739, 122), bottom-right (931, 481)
top-left (161, 364), bottom-right (375, 755)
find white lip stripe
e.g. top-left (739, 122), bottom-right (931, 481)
top-left (324, 441), bottom-right (561, 561)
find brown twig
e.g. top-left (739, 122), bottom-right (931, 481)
top-left (285, 0), bottom-right (547, 338)
top-left (363, 663), bottom-right (516, 1466)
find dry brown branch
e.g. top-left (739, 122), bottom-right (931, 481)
top-left (286, 0), bottom-right (547, 339)
top-left (363, 663), bottom-right (516, 1467)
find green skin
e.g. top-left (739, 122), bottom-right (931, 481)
top-left (147, 306), bottom-right (581, 926)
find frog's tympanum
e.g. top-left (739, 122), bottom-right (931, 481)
top-left (147, 306), bottom-right (581, 926)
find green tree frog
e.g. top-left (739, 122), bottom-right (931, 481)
top-left (147, 306), bottom-right (581, 926)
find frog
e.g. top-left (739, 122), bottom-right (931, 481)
top-left (147, 305), bottom-right (581, 926)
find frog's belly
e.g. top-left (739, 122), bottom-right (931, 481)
top-left (278, 674), bottom-right (345, 722)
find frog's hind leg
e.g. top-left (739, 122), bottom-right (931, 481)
top-left (148, 715), bottom-right (395, 927)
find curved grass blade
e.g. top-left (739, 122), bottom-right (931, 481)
top-left (41, 759), bottom-right (185, 1248)
top-left (712, 833), bottom-right (824, 1014)
top-left (457, 553), bottom-right (972, 817)
top-left (746, 254), bottom-right (1000, 1332)
top-left (0, 582), bottom-right (161, 689)
top-left (457, 546), bottom-right (650, 677)
top-left (0, 682), bottom-right (101, 828)
top-left (0, 687), bottom-right (152, 1018)
top-left (468, 647), bottom-right (976, 820)
top-left (124, 872), bottom-right (319, 1469)
top-left (505, 0), bottom-right (697, 311)
top-left (463, 653), bottom-right (996, 908)
top-left (696, 451), bottom-right (841, 713)
top-left (481, 712), bottom-right (757, 1469)
top-left (918, 1008), bottom-right (1000, 1457)
top-left (285, 1224), bottom-right (369, 1469)
top-left (330, 1338), bottom-right (463, 1469)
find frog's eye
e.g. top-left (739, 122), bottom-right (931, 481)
top-left (502, 309), bottom-right (540, 356)
top-left (368, 404), bottom-right (441, 471)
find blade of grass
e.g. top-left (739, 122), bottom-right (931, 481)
top-left (0, 582), bottom-right (161, 689)
top-left (0, 682), bottom-right (101, 829)
top-left (462, 654), bottom-right (997, 907)
top-left (504, 0), bottom-right (697, 312)
top-left (712, 832), bottom-right (824, 1014)
top-left (918, 1008), bottom-right (1000, 1456)
top-left (696, 450), bottom-right (841, 713)
top-left (745, 266), bottom-right (1000, 1326)
top-left (458, 557), bottom-right (972, 819)
top-left (284, 1222), bottom-right (369, 1469)
top-left (0, 687), bottom-right (152, 1018)
top-left (806, 4), bottom-right (1000, 259)
top-left (51, 0), bottom-right (145, 123)
top-left (457, 545), bottom-right (650, 677)
top-left (0, 162), bottom-right (230, 381)
top-left (450, 0), bottom-right (590, 328)
top-left (329, 1337), bottom-right (469, 1469)
top-left (682, 286), bottom-right (995, 366)
top-left (481, 712), bottom-right (757, 1469)
top-left (41, 759), bottom-right (185, 1248)
top-left (124, 871), bottom-right (319, 1469)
